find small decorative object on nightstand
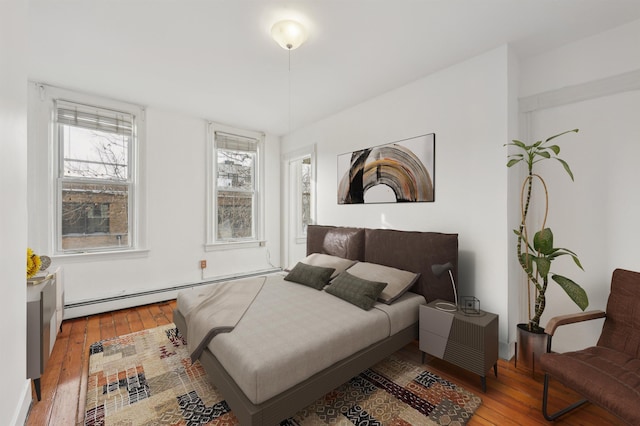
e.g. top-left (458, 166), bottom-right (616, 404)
top-left (419, 299), bottom-right (499, 392)
top-left (461, 296), bottom-right (481, 315)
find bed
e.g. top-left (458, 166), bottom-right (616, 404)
top-left (173, 225), bottom-right (458, 425)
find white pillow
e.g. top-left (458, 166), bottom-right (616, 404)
top-left (346, 262), bottom-right (419, 304)
top-left (293, 253), bottom-right (357, 279)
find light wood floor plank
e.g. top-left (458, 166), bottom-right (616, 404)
top-left (76, 314), bottom-right (101, 425)
top-left (26, 319), bottom-right (71, 425)
top-left (126, 307), bottom-right (145, 333)
top-left (137, 303), bottom-right (159, 330)
top-left (113, 308), bottom-right (132, 337)
top-left (47, 317), bottom-right (87, 426)
top-left (98, 311), bottom-right (117, 341)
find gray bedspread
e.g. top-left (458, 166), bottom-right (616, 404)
top-left (177, 272), bottom-right (425, 405)
top-left (183, 276), bottom-right (266, 361)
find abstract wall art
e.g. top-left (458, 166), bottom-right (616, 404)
top-left (337, 133), bottom-right (435, 204)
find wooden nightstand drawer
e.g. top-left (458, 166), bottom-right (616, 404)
top-left (419, 300), bottom-right (499, 392)
top-left (419, 329), bottom-right (449, 358)
top-left (419, 303), bottom-right (454, 337)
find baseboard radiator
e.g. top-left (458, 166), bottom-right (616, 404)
top-left (63, 268), bottom-right (281, 319)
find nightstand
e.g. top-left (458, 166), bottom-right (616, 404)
top-left (419, 300), bottom-right (499, 392)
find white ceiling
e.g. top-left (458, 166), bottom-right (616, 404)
top-left (28, 1), bottom-right (640, 136)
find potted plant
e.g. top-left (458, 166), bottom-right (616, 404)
top-left (506, 129), bottom-right (589, 368)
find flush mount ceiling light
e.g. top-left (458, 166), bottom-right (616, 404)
top-left (271, 19), bottom-right (307, 50)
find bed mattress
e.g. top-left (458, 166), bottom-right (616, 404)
top-left (177, 272), bottom-right (425, 404)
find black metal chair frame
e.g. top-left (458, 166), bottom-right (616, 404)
top-left (539, 310), bottom-right (606, 421)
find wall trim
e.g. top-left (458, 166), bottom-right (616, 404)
top-left (63, 268), bottom-right (281, 319)
top-left (65, 268), bottom-right (281, 309)
top-left (11, 380), bottom-right (32, 426)
top-left (520, 69), bottom-right (640, 113)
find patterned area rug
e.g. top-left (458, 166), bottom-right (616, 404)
top-left (84, 324), bottom-right (481, 425)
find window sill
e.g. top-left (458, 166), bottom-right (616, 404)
top-left (205, 240), bottom-right (266, 252)
top-left (52, 248), bottom-right (150, 263)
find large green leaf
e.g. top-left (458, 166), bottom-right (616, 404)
top-left (571, 255), bottom-right (584, 270)
top-left (534, 257), bottom-right (551, 278)
top-left (553, 246), bottom-right (579, 256)
top-left (556, 158), bottom-right (575, 181)
top-left (545, 129), bottom-right (579, 143)
top-left (533, 228), bottom-right (554, 255)
top-left (547, 145), bottom-right (561, 155)
top-left (552, 274), bottom-right (589, 311)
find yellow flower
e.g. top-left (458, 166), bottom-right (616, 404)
top-left (27, 248), bottom-right (41, 278)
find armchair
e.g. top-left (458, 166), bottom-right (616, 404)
top-left (539, 268), bottom-right (640, 424)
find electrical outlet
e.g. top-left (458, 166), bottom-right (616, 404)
top-left (200, 260), bottom-right (207, 269)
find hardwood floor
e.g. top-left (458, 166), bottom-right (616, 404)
top-left (25, 300), bottom-right (622, 426)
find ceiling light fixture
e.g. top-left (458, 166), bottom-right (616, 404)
top-left (271, 20), bottom-right (307, 50)
top-left (271, 19), bottom-right (308, 135)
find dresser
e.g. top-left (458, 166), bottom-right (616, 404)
top-left (27, 268), bottom-right (63, 401)
top-left (419, 299), bottom-right (498, 392)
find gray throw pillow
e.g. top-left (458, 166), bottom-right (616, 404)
top-left (284, 262), bottom-right (335, 290)
top-left (324, 271), bottom-right (388, 310)
top-left (345, 262), bottom-right (419, 304)
top-left (286, 253), bottom-right (357, 279)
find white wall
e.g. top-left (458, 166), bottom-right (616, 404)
top-left (0, 0), bottom-right (31, 423)
top-left (27, 91), bottom-right (281, 316)
top-left (506, 47), bottom-right (523, 357)
top-left (518, 18), bottom-right (640, 352)
top-left (520, 19), bottom-right (640, 98)
top-left (281, 17), bottom-right (640, 357)
top-left (282, 46), bottom-right (513, 357)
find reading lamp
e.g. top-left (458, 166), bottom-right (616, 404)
top-left (431, 262), bottom-right (458, 312)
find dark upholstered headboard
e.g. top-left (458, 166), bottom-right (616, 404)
top-left (306, 225), bottom-right (458, 303)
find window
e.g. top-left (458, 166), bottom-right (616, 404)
top-left (62, 202), bottom-right (110, 234)
top-left (55, 99), bottom-right (137, 252)
top-left (208, 124), bottom-right (264, 247)
top-left (284, 145), bottom-right (316, 246)
top-left (298, 155), bottom-right (312, 236)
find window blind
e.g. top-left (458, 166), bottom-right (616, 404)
top-left (56, 100), bottom-right (133, 136)
top-left (215, 131), bottom-right (258, 152)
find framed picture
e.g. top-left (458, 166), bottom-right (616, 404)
top-left (337, 133), bottom-right (435, 204)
